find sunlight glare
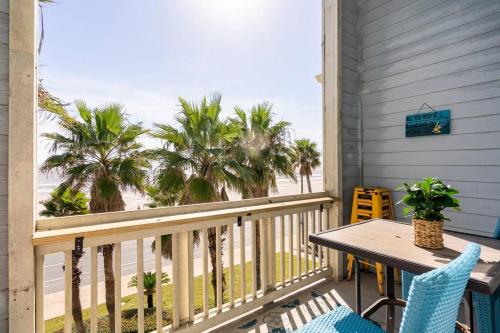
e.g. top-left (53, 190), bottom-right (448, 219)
top-left (198, 0), bottom-right (268, 25)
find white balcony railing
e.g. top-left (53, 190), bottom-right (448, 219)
top-left (33, 192), bottom-right (338, 333)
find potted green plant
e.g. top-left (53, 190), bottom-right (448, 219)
top-left (397, 177), bottom-right (460, 249)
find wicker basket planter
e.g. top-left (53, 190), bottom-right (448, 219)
top-left (412, 219), bottom-right (444, 249)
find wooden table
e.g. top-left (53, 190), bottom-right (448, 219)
top-left (309, 219), bottom-right (500, 333)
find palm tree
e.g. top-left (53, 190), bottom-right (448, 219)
top-left (231, 103), bottom-right (295, 289)
top-left (145, 185), bottom-right (179, 208)
top-left (149, 93), bottom-right (247, 303)
top-left (40, 188), bottom-right (89, 333)
top-left (145, 186), bottom-right (202, 262)
top-left (128, 272), bottom-right (169, 309)
top-left (38, 81), bottom-right (67, 116)
top-left (293, 139), bottom-right (321, 193)
top-left (37, 1), bottom-right (67, 117)
top-left (40, 188), bottom-right (89, 217)
top-left (41, 101), bottom-right (149, 332)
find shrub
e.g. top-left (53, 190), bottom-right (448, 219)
top-left (54, 308), bottom-right (172, 333)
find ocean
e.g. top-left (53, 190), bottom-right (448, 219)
top-left (37, 171), bottom-right (325, 215)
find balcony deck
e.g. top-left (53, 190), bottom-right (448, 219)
top-left (215, 273), bottom-right (400, 333)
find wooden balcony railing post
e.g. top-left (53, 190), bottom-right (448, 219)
top-left (296, 214), bottom-right (302, 279)
top-left (90, 247), bottom-right (98, 333)
top-left (259, 219), bottom-right (268, 293)
top-left (288, 214), bottom-right (294, 284)
top-left (262, 218), bottom-right (278, 293)
top-left (268, 217), bottom-right (276, 289)
top-left (202, 228), bottom-right (210, 317)
top-left (228, 224), bottom-right (235, 307)
top-left (239, 222), bottom-right (247, 304)
top-left (257, 217), bottom-right (277, 294)
top-left (155, 236), bottom-right (163, 331)
top-left (135, 240), bottom-right (144, 333)
top-left (35, 250), bottom-right (44, 333)
top-left (64, 251), bottom-right (73, 333)
top-left (114, 243), bottom-right (122, 333)
top-left (279, 216), bottom-right (286, 287)
top-left (173, 231), bottom-right (194, 328)
top-left (251, 221), bottom-right (257, 299)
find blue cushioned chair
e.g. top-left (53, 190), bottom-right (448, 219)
top-left (295, 243), bottom-right (481, 333)
top-left (470, 219), bottom-right (499, 333)
top-left (403, 218), bottom-right (500, 333)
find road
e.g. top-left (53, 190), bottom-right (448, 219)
top-left (44, 238), bottom-right (162, 294)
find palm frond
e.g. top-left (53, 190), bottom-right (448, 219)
top-left (42, 100), bottom-right (148, 213)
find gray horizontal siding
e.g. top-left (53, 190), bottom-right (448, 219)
top-left (363, 114), bottom-right (500, 141)
top-left (0, 0), bottom-right (6, 15)
top-left (0, 106), bottom-right (6, 135)
top-left (365, 177), bottom-right (500, 201)
top-left (362, 1), bottom-right (500, 60)
top-left (363, 96), bottom-right (500, 128)
top-left (362, 80), bottom-right (500, 117)
top-left (364, 165), bottom-right (500, 184)
top-left (363, 132), bottom-right (500, 153)
top-left (358, 0), bottom-right (500, 236)
top-left (362, 0), bottom-right (480, 48)
top-left (341, 0), bottom-right (362, 225)
top-left (362, 63), bottom-right (500, 106)
top-left (363, 6), bottom-right (500, 71)
top-left (363, 150), bottom-right (500, 167)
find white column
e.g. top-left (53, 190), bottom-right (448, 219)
top-left (8, 0), bottom-right (37, 330)
top-left (323, 0), bottom-right (344, 280)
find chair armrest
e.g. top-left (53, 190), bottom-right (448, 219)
top-left (361, 298), bottom-right (471, 332)
top-left (361, 297), bottom-right (407, 320)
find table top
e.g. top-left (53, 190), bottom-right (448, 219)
top-left (310, 219), bottom-right (500, 295)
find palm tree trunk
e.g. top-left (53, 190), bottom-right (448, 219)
top-left (181, 192), bottom-right (226, 305)
top-left (90, 186), bottom-right (125, 333)
top-left (102, 244), bottom-right (116, 332)
top-left (147, 294), bottom-right (154, 309)
top-left (251, 187), bottom-right (268, 291)
top-left (208, 227), bottom-right (226, 304)
top-left (71, 252), bottom-right (86, 333)
top-left (306, 174), bottom-right (312, 193)
top-left (300, 174), bottom-right (304, 194)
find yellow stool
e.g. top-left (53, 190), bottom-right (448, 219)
top-left (346, 187), bottom-right (395, 295)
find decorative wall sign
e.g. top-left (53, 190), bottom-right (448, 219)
top-left (405, 109), bottom-right (451, 137)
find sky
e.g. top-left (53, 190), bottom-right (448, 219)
top-left (37, 0), bottom-right (323, 164)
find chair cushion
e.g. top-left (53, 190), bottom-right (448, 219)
top-left (294, 305), bottom-right (385, 333)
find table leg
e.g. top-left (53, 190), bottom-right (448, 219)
top-left (385, 265), bottom-right (396, 333)
top-left (354, 256), bottom-right (361, 314)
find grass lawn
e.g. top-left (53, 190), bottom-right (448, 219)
top-left (46, 252), bottom-right (315, 332)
